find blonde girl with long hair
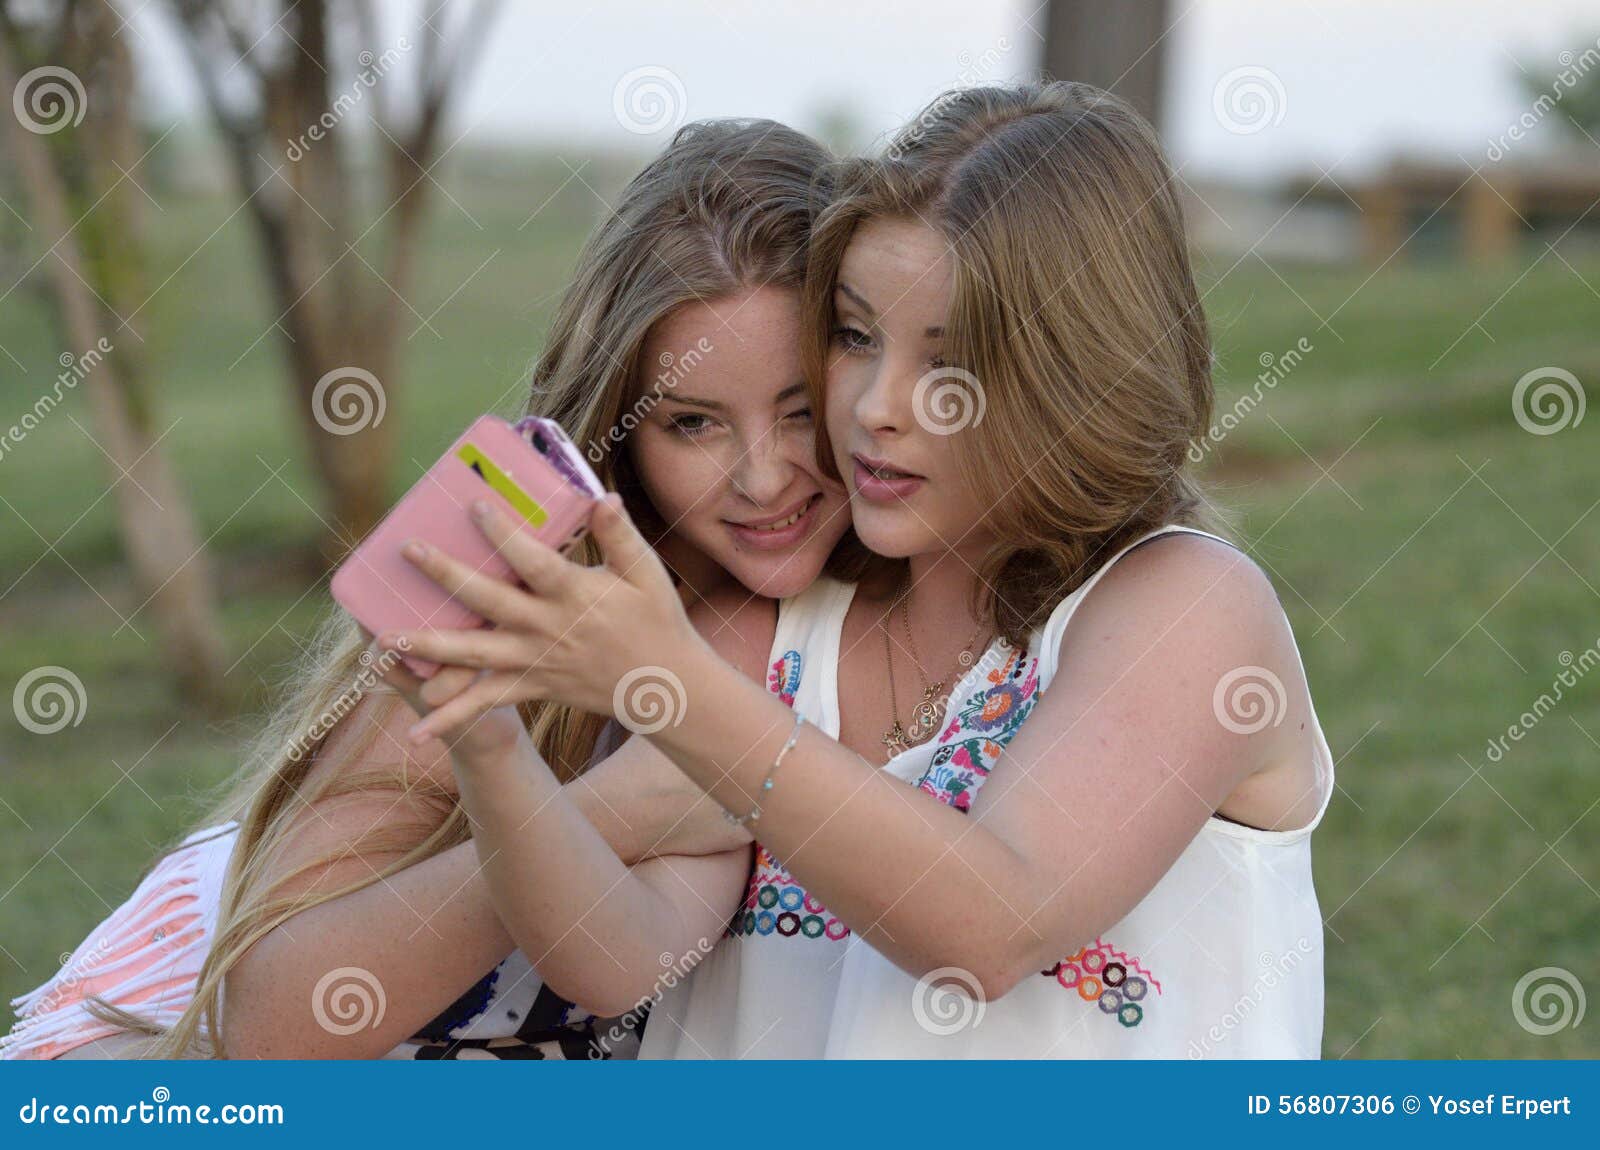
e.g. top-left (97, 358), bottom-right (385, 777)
top-left (381, 81), bottom-right (1335, 1059)
top-left (4, 118), bottom-right (853, 1060)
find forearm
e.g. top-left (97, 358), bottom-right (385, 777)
top-left (224, 841), bottom-right (513, 1059)
top-left (223, 743), bottom-right (724, 1057)
top-left (453, 726), bottom-right (734, 1016)
top-left (567, 730), bottom-right (751, 861)
top-left (646, 644), bottom-right (1046, 993)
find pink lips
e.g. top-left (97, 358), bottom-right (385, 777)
top-left (724, 493), bottom-right (822, 551)
top-left (852, 454), bottom-right (925, 503)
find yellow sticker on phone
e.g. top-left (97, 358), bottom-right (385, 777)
top-left (456, 442), bottom-right (548, 527)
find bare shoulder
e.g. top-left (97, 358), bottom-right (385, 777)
top-left (1055, 530), bottom-right (1323, 830)
top-left (1068, 530), bottom-right (1286, 659)
top-left (686, 585), bottom-right (778, 682)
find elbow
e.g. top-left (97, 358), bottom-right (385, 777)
top-left (918, 942), bottom-right (1055, 1004)
top-left (541, 974), bottom-right (649, 1022)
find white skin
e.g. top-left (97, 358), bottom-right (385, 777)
top-left (218, 286), bottom-right (847, 1058)
top-left (387, 215), bottom-right (1325, 1003)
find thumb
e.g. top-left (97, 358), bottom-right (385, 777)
top-left (592, 494), bottom-right (674, 595)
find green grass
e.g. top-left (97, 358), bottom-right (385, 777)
top-left (1, 146), bottom-right (1597, 1058)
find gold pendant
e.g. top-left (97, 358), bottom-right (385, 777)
top-left (882, 720), bottom-right (909, 759)
top-left (907, 681), bottom-right (945, 743)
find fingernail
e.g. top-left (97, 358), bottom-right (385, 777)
top-left (407, 723), bottom-right (430, 744)
top-left (402, 540), bottom-right (428, 561)
top-left (377, 631), bottom-right (403, 649)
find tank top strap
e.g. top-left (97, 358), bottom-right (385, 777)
top-left (1034, 525), bottom-right (1240, 693)
top-left (769, 575), bottom-right (857, 731)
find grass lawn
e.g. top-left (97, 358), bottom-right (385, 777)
top-left (1, 147), bottom-right (1596, 1058)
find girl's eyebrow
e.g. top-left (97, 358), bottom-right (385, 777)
top-left (661, 383), bottom-right (806, 412)
top-left (660, 395), bottom-right (727, 412)
top-left (836, 282), bottom-right (874, 315)
top-left (839, 281), bottom-right (943, 340)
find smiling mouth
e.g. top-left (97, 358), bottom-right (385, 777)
top-left (727, 493), bottom-right (820, 533)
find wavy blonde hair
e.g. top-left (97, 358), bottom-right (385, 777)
top-left (111, 119), bottom-right (835, 1057)
top-left (803, 82), bottom-right (1222, 643)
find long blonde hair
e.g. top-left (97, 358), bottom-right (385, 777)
top-left (129, 119), bottom-right (834, 1057)
top-left (803, 82), bottom-right (1220, 643)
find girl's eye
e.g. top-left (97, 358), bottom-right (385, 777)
top-left (928, 353), bottom-right (949, 370)
top-left (668, 413), bottom-right (716, 438)
top-left (831, 324), bottom-right (874, 353)
top-left (783, 407), bottom-right (813, 424)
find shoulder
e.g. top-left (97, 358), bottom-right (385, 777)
top-left (1051, 530), bottom-right (1300, 718)
top-left (1071, 530), bottom-right (1281, 644)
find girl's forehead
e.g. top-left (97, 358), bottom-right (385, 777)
top-left (839, 218), bottom-right (952, 317)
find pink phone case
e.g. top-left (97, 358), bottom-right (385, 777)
top-left (330, 415), bottom-right (602, 677)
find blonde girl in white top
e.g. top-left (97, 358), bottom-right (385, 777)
top-left (383, 82), bottom-right (1334, 1058)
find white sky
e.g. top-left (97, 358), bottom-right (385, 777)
top-left (130, 0), bottom-right (1600, 181)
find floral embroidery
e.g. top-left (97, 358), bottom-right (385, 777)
top-left (1041, 939), bottom-right (1162, 1028)
top-left (732, 845), bottom-right (851, 941)
top-left (915, 644), bottom-right (1040, 811)
top-left (729, 646), bottom-right (853, 942)
top-left (767, 649), bottom-right (801, 707)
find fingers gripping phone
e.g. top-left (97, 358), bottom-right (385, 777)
top-left (330, 415), bottom-right (604, 677)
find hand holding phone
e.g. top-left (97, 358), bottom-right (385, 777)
top-left (331, 415), bottom-right (603, 677)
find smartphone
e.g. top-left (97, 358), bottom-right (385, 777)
top-left (330, 414), bottom-right (603, 677)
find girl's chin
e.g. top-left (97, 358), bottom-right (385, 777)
top-left (721, 550), bottom-right (831, 600)
top-left (849, 505), bottom-right (940, 559)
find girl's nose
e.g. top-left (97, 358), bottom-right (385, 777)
top-left (729, 433), bottom-right (793, 506)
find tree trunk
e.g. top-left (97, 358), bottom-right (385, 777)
top-left (0, 26), bottom-right (229, 709)
top-left (1040, 0), bottom-right (1171, 130)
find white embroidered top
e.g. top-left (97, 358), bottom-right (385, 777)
top-left (639, 525), bottom-right (1333, 1059)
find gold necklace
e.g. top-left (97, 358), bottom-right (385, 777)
top-left (880, 572), bottom-right (988, 760)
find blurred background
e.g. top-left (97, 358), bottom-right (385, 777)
top-left (0, 0), bottom-right (1595, 1058)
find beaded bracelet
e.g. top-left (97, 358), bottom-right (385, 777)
top-left (724, 711), bottom-right (806, 827)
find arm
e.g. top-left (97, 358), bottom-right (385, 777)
top-left (390, 501), bottom-right (1311, 1002)
top-left (368, 573), bottom-right (774, 1020)
top-left (446, 722), bottom-right (751, 1018)
top-left (223, 683), bottom-right (743, 1058)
